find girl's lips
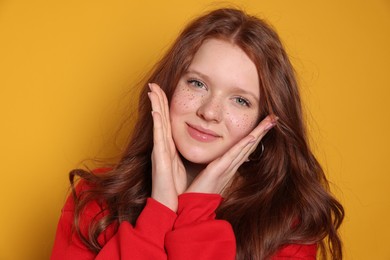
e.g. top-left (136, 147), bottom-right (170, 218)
top-left (186, 123), bottom-right (221, 142)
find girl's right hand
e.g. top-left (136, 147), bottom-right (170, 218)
top-left (148, 83), bottom-right (187, 212)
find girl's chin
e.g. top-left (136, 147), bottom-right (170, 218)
top-left (179, 151), bottom-right (217, 165)
top-left (181, 155), bottom-right (212, 165)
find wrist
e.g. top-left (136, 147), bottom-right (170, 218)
top-left (151, 191), bottom-right (178, 212)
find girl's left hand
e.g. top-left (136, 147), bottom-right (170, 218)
top-left (185, 115), bottom-right (277, 195)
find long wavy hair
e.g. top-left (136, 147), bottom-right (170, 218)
top-left (70, 8), bottom-right (344, 259)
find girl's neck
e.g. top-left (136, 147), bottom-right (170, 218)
top-left (182, 158), bottom-right (206, 188)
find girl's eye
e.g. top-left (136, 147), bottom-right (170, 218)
top-left (187, 79), bottom-right (206, 89)
top-left (234, 97), bottom-right (250, 107)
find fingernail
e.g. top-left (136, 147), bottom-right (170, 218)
top-left (265, 122), bottom-right (276, 131)
top-left (271, 116), bottom-right (279, 124)
top-left (264, 116), bottom-right (279, 131)
top-left (148, 83), bottom-right (153, 90)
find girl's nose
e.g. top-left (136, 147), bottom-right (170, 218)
top-left (196, 96), bottom-right (223, 123)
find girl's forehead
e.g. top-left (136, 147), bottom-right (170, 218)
top-left (185, 39), bottom-right (260, 97)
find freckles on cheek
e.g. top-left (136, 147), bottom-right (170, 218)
top-left (171, 86), bottom-right (194, 109)
top-left (171, 85), bottom-right (198, 110)
top-left (228, 113), bottom-right (258, 131)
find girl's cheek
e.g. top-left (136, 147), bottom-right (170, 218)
top-left (171, 85), bottom-right (189, 109)
top-left (227, 111), bottom-right (258, 132)
top-left (171, 84), bottom-right (203, 110)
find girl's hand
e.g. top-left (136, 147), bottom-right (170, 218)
top-left (185, 115), bottom-right (277, 195)
top-left (148, 83), bottom-right (187, 212)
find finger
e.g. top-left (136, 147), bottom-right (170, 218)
top-left (241, 114), bottom-right (278, 159)
top-left (229, 123), bottom-right (272, 168)
top-left (156, 84), bottom-right (172, 139)
top-left (148, 89), bottom-right (163, 119)
top-left (160, 86), bottom-right (172, 134)
top-left (151, 111), bottom-right (166, 150)
top-left (150, 83), bottom-right (175, 154)
top-left (149, 89), bottom-right (170, 141)
top-left (249, 115), bottom-right (278, 139)
top-left (207, 134), bottom-right (256, 175)
top-left (148, 83), bottom-right (165, 132)
top-left (225, 135), bottom-right (258, 170)
top-left (149, 83), bottom-right (169, 129)
top-left (230, 139), bottom-right (259, 170)
top-left (150, 84), bottom-right (172, 146)
top-left (149, 91), bottom-right (170, 150)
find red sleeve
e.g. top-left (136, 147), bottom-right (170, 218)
top-left (272, 243), bottom-right (317, 259)
top-left (165, 193), bottom-right (236, 260)
top-left (51, 184), bottom-right (177, 260)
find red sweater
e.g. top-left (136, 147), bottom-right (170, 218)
top-left (51, 183), bottom-right (317, 259)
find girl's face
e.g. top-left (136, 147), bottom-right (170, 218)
top-left (170, 38), bottom-right (260, 164)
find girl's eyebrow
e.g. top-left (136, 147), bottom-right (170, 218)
top-left (230, 87), bottom-right (259, 104)
top-left (185, 69), bottom-right (259, 103)
top-left (184, 69), bottom-right (211, 82)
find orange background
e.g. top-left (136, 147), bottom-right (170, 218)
top-left (1, 1), bottom-right (389, 259)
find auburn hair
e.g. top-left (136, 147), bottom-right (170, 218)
top-left (70, 8), bottom-right (344, 259)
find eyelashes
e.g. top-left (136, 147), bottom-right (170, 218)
top-left (185, 77), bottom-right (252, 107)
top-left (234, 97), bottom-right (250, 107)
top-left (187, 78), bottom-right (206, 89)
